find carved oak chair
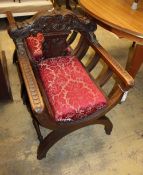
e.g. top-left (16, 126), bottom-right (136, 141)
top-left (7, 9), bottom-right (134, 159)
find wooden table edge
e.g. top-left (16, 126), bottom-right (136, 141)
top-left (79, 0), bottom-right (143, 43)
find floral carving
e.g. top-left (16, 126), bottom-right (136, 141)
top-left (8, 10), bottom-right (97, 42)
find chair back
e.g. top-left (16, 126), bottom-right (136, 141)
top-left (8, 10), bottom-right (97, 59)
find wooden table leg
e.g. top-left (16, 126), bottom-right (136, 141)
top-left (126, 44), bottom-right (143, 78)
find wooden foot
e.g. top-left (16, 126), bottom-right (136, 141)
top-left (94, 115), bottom-right (113, 135)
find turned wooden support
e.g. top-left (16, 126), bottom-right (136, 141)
top-left (126, 44), bottom-right (143, 78)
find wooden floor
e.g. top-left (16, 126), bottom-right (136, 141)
top-left (0, 25), bottom-right (143, 174)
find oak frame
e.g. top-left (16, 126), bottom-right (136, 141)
top-left (7, 9), bottom-right (134, 159)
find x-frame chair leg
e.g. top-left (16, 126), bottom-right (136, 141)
top-left (36, 115), bottom-right (113, 160)
top-left (95, 115), bottom-right (113, 135)
top-left (32, 118), bottom-right (43, 143)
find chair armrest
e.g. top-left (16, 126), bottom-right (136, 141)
top-left (18, 55), bottom-right (45, 114)
top-left (92, 42), bottom-right (134, 90)
top-left (6, 11), bottom-right (45, 113)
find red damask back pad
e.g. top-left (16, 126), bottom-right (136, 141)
top-left (26, 33), bottom-right (44, 62)
top-left (26, 33), bottom-right (71, 62)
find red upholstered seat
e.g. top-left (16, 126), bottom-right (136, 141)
top-left (38, 56), bottom-right (107, 122)
top-left (26, 33), bottom-right (44, 62)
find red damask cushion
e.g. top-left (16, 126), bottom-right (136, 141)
top-left (38, 56), bottom-right (107, 122)
top-left (26, 33), bottom-right (71, 62)
top-left (26, 33), bottom-right (44, 62)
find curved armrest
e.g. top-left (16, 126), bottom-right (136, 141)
top-left (92, 43), bottom-right (134, 90)
top-left (18, 56), bottom-right (45, 114)
top-left (6, 11), bottom-right (45, 113)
